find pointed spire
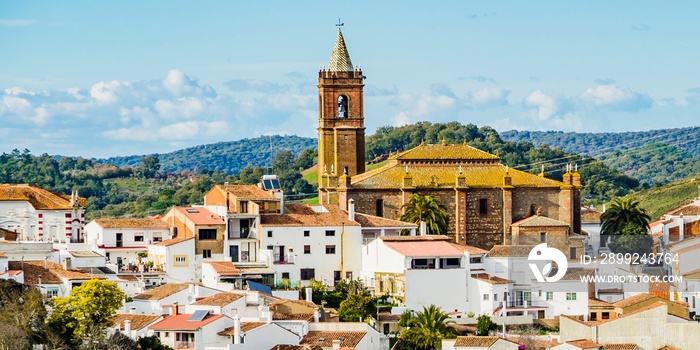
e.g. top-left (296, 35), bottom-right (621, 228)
top-left (328, 29), bottom-right (353, 71)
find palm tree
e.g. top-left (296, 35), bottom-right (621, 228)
top-left (400, 194), bottom-right (449, 235)
top-left (399, 305), bottom-right (456, 350)
top-left (600, 197), bottom-right (651, 236)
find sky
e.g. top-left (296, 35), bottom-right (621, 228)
top-left (1, 1), bottom-right (699, 158)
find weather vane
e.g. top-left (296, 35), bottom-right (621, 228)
top-left (336, 18), bottom-right (344, 27)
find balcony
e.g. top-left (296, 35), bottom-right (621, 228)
top-left (273, 253), bottom-right (295, 264)
top-left (175, 341), bottom-right (194, 349)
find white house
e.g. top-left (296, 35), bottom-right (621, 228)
top-left (149, 309), bottom-right (235, 350)
top-left (8, 259), bottom-right (98, 298)
top-left (361, 235), bottom-right (471, 313)
top-left (442, 336), bottom-right (520, 350)
top-left (148, 236), bottom-right (196, 284)
top-left (201, 261), bottom-right (247, 290)
top-left (184, 291), bottom-right (247, 318)
top-left (259, 203), bottom-right (364, 287)
top-left (300, 322), bottom-right (388, 350)
top-left (0, 184), bottom-right (86, 243)
top-left (110, 313), bottom-right (162, 340)
top-left (217, 318), bottom-right (300, 350)
top-left (85, 218), bottom-right (171, 269)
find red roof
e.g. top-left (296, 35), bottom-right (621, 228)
top-left (384, 240), bottom-right (463, 257)
top-left (149, 313), bottom-right (224, 331)
top-left (206, 261), bottom-right (242, 276)
top-left (176, 207), bottom-right (225, 226)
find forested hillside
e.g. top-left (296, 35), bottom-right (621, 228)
top-left (97, 135), bottom-right (316, 174)
top-left (501, 127), bottom-right (700, 185)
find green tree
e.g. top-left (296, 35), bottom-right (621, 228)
top-left (399, 305), bottom-right (456, 350)
top-left (400, 194), bottom-right (449, 235)
top-left (139, 155), bottom-right (161, 178)
top-left (600, 197), bottom-right (651, 236)
top-left (138, 335), bottom-right (174, 350)
top-left (47, 280), bottom-right (126, 344)
top-left (476, 314), bottom-right (495, 336)
top-left (608, 223), bottom-right (653, 255)
top-left (338, 292), bottom-right (377, 322)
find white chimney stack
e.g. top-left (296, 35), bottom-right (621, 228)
top-left (129, 307), bottom-right (136, 314)
top-left (233, 314), bottom-right (241, 344)
top-left (305, 287), bottom-right (313, 303)
top-left (420, 221), bottom-right (427, 236)
top-left (332, 339), bottom-right (341, 349)
top-left (123, 319), bottom-right (131, 337)
top-left (313, 309), bottom-right (320, 322)
top-left (348, 199), bottom-right (355, 221)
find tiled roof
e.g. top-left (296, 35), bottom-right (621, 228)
top-left (471, 273), bottom-right (512, 285)
top-left (613, 293), bottom-right (655, 308)
top-left (93, 218), bottom-right (170, 229)
top-left (192, 292), bottom-right (244, 306)
top-left (261, 204), bottom-right (360, 227)
top-left (566, 339), bottom-right (602, 349)
top-left (581, 207), bottom-right (603, 223)
top-left (220, 184), bottom-right (278, 201)
top-left (270, 299), bottom-right (317, 309)
top-left (350, 162), bottom-right (563, 190)
top-left (68, 251), bottom-right (103, 258)
top-left (397, 142), bottom-right (499, 162)
top-left (328, 29), bottom-right (353, 72)
top-left (668, 203), bottom-right (700, 216)
top-left (134, 283), bottom-right (189, 300)
top-left (601, 344), bottom-right (637, 349)
top-left (217, 322), bottom-right (268, 335)
top-left (561, 268), bottom-right (595, 281)
top-left (511, 215), bottom-right (569, 227)
top-left (117, 275), bottom-right (139, 282)
top-left (487, 245), bottom-right (535, 257)
top-left (449, 243), bottom-right (489, 255)
top-left (110, 314), bottom-right (161, 331)
top-left (453, 336), bottom-right (499, 347)
top-left (598, 288), bottom-right (623, 294)
top-left (155, 236), bottom-right (194, 247)
top-left (384, 240), bottom-right (464, 257)
top-left (657, 346), bottom-right (678, 350)
top-left (380, 235), bottom-right (451, 242)
top-left (568, 301), bottom-right (668, 327)
top-left (270, 345), bottom-right (322, 350)
top-left (8, 261), bottom-right (97, 284)
top-left (301, 331), bottom-right (365, 348)
top-left (0, 184), bottom-right (86, 209)
top-left (175, 207), bottom-right (225, 226)
top-left (588, 298), bottom-right (614, 308)
top-left (149, 313), bottom-right (223, 331)
top-left (378, 313), bottom-right (400, 321)
top-left (353, 212), bottom-right (416, 228)
top-left (273, 313), bottom-right (315, 321)
top-left (205, 261), bottom-right (242, 276)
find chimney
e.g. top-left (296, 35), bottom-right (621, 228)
top-left (313, 309), bottom-right (320, 322)
top-left (129, 307), bottom-right (136, 314)
top-left (263, 305), bottom-right (271, 324)
top-left (123, 319), bottom-right (131, 337)
top-left (348, 199), bottom-right (355, 221)
top-left (332, 339), bottom-right (341, 350)
top-left (420, 221), bottom-right (427, 236)
top-left (171, 301), bottom-right (179, 316)
top-left (305, 287), bottom-right (313, 303)
top-left (233, 314), bottom-right (241, 344)
top-left (62, 257), bottom-right (72, 271)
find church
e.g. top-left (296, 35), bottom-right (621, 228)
top-left (316, 28), bottom-right (582, 251)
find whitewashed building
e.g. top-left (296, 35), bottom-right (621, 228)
top-left (85, 218), bottom-right (171, 268)
top-left (148, 236), bottom-right (196, 284)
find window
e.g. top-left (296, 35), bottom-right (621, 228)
top-left (479, 199), bottom-right (488, 215)
top-left (515, 291), bottom-right (532, 306)
top-left (267, 230), bottom-right (273, 238)
top-left (203, 250), bottom-right (212, 259)
top-left (153, 236), bottom-right (162, 242)
top-left (240, 201), bottom-right (248, 213)
top-left (546, 292), bottom-right (553, 300)
top-left (337, 95), bottom-right (348, 118)
top-left (304, 230), bottom-right (310, 237)
top-left (334, 271), bottom-right (341, 285)
top-left (325, 245), bottom-right (336, 254)
top-left (346, 271), bottom-right (353, 279)
top-left (174, 255), bottom-right (188, 266)
top-left (440, 258), bottom-right (461, 269)
top-left (304, 245), bottom-right (311, 254)
top-left (300, 268), bottom-right (315, 280)
top-left (65, 213), bottom-right (71, 218)
top-left (540, 232), bottom-right (546, 242)
top-left (590, 312), bottom-right (597, 321)
top-left (376, 199), bottom-right (384, 217)
top-left (411, 258), bottom-right (434, 269)
top-left (135, 235), bottom-right (144, 242)
top-left (494, 294), bottom-right (498, 301)
top-left (282, 272), bottom-right (290, 279)
top-left (46, 287), bottom-right (59, 298)
top-left (198, 229), bottom-right (217, 240)
top-left (469, 256), bottom-right (483, 263)
top-left (483, 294), bottom-right (489, 301)
top-left (566, 293), bottom-right (577, 301)
top-left (602, 312), bottom-right (610, 320)
top-left (325, 230), bottom-right (335, 236)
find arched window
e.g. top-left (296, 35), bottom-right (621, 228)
top-left (529, 204), bottom-right (537, 216)
top-left (337, 95), bottom-right (348, 118)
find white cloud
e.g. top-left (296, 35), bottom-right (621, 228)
top-left (0, 19), bottom-right (35, 27)
top-left (524, 90), bottom-right (557, 121)
top-left (579, 84), bottom-right (652, 111)
top-left (469, 88), bottom-right (510, 107)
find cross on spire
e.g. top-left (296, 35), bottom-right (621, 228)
top-left (336, 18), bottom-right (344, 27)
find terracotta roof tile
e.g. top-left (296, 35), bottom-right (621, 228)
top-left (668, 203), bottom-right (700, 216)
top-left (453, 336), bottom-right (499, 347)
top-left (566, 339), bottom-right (602, 348)
top-left (221, 184), bottom-right (278, 201)
top-left (8, 260), bottom-right (98, 284)
top-left (601, 344), bottom-right (637, 350)
top-left (205, 261), bottom-right (242, 276)
top-left (175, 207), bottom-right (225, 226)
top-left (378, 313), bottom-right (401, 321)
top-left (487, 245), bottom-right (535, 258)
top-left (149, 313), bottom-right (223, 331)
top-left (511, 215), bottom-right (569, 227)
top-left (598, 288), bottom-right (623, 294)
top-left (561, 268), bottom-right (595, 281)
top-left (380, 235), bottom-right (451, 242)
top-left (300, 331), bottom-right (365, 348)
top-left (134, 283), bottom-right (189, 300)
top-left (217, 322), bottom-right (268, 335)
top-left (397, 143), bottom-right (499, 161)
top-left (471, 273), bottom-right (512, 284)
top-left (449, 243), bottom-right (489, 255)
top-left (612, 293), bottom-right (656, 308)
top-left (0, 184), bottom-right (86, 209)
top-left (581, 207), bottom-right (603, 223)
top-left (384, 240), bottom-right (464, 257)
top-left (110, 314), bottom-right (161, 331)
top-left (270, 299), bottom-right (317, 309)
top-left (270, 345), bottom-right (322, 350)
top-left (352, 212), bottom-right (416, 228)
top-left (117, 275), bottom-right (140, 282)
top-left (192, 292), bottom-right (244, 306)
top-left (588, 297), bottom-right (614, 308)
top-left (93, 218), bottom-right (170, 229)
top-left (261, 204), bottom-right (360, 227)
top-left (155, 236), bottom-right (194, 246)
top-left (273, 313), bottom-right (315, 321)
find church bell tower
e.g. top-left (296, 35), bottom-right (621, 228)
top-left (317, 26), bottom-right (366, 194)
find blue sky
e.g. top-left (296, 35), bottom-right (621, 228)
top-left (1, 1), bottom-right (699, 158)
